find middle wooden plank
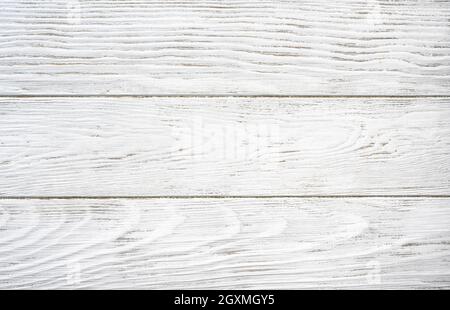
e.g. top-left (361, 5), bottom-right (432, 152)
top-left (0, 97), bottom-right (449, 196)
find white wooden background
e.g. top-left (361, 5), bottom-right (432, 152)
top-left (0, 0), bottom-right (449, 289)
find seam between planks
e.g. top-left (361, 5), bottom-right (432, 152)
top-left (1, 95), bottom-right (450, 99)
top-left (1, 195), bottom-right (450, 200)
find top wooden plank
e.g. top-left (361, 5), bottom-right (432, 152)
top-left (0, 0), bottom-right (449, 95)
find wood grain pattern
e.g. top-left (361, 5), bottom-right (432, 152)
top-left (1, 0), bottom-right (449, 291)
top-left (1, 0), bottom-right (449, 95)
top-left (1, 97), bottom-right (449, 196)
top-left (0, 198), bottom-right (448, 289)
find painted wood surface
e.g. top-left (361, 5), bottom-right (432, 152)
top-left (1, 0), bottom-right (449, 291)
top-left (1, 97), bottom-right (449, 196)
top-left (1, 0), bottom-right (449, 95)
top-left (0, 198), bottom-right (448, 289)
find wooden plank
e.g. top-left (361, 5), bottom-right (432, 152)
top-left (0, 0), bottom-right (449, 95)
top-left (0, 198), bottom-right (448, 289)
top-left (1, 97), bottom-right (450, 196)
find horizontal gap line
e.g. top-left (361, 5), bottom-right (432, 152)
top-left (1, 195), bottom-right (449, 200)
top-left (0, 95), bottom-right (450, 99)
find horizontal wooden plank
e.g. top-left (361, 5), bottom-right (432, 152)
top-left (0, 0), bottom-right (449, 95)
top-left (1, 97), bottom-right (450, 196)
top-left (0, 198), bottom-right (448, 289)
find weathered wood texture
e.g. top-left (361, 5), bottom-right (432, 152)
top-left (0, 0), bottom-right (449, 95)
top-left (1, 97), bottom-right (449, 196)
top-left (0, 198), bottom-right (448, 289)
top-left (1, 0), bottom-right (449, 291)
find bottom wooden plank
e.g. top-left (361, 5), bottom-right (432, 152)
top-left (0, 198), bottom-right (449, 289)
